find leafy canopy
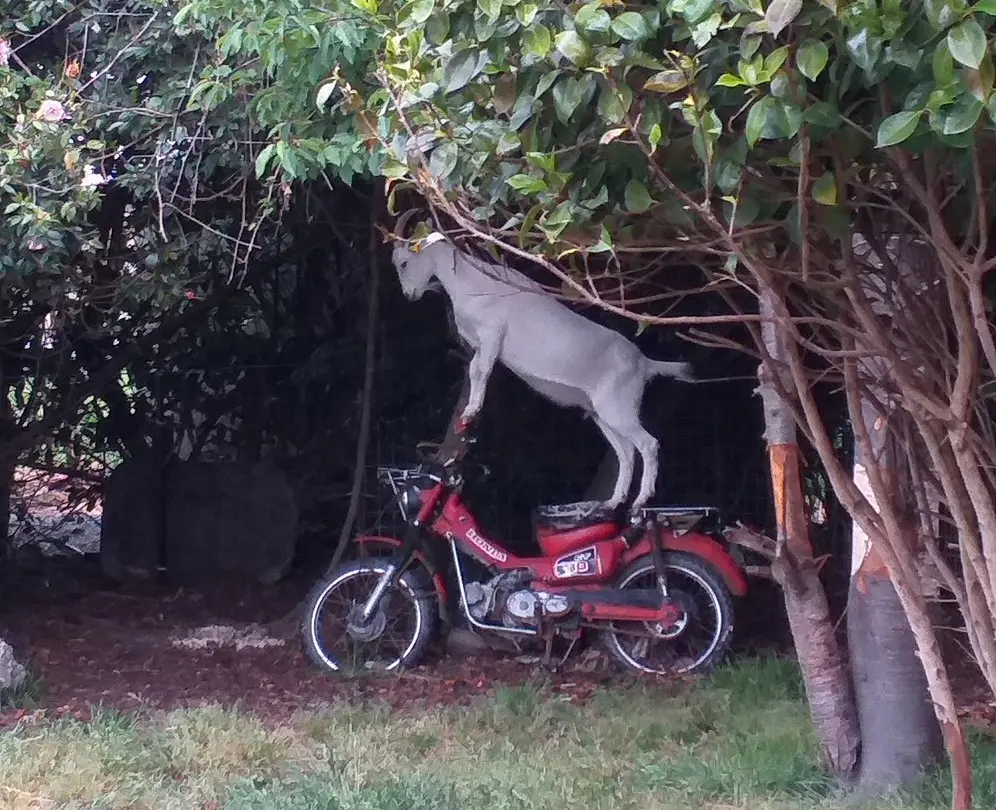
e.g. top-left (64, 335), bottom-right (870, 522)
top-left (182, 0), bottom-right (996, 270)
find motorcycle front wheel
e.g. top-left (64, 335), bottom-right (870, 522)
top-left (601, 551), bottom-right (735, 676)
top-left (302, 559), bottom-right (438, 675)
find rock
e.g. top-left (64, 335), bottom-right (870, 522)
top-left (445, 627), bottom-right (491, 656)
top-left (0, 638), bottom-right (26, 693)
top-left (101, 457), bottom-right (298, 585)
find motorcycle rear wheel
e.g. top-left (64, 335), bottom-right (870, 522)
top-left (601, 551), bottom-right (734, 676)
top-left (302, 559), bottom-right (438, 675)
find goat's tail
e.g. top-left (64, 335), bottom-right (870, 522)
top-left (647, 359), bottom-right (695, 383)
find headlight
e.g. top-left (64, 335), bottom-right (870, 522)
top-left (398, 482), bottom-right (426, 520)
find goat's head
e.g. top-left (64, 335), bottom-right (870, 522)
top-left (390, 210), bottom-right (448, 301)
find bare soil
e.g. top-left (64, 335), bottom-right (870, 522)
top-left (0, 576), bottom-right (630, 726)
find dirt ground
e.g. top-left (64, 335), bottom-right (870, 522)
top-left (2, 567), bottom-right (995, 737)
top-left (0, 572), bottom-right (635, 727)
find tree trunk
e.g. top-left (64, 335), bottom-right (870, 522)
top-left (847, 379), bottom-right (944, 796)
top-left (327, 182), bottom-right (383, 574)
top-left (757, 285), bottom-right (861, 777)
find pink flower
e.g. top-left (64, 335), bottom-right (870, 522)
top-left (36, 99), bottom-right (67, 123)
top-left (0, 40), bottom-right (10, 68)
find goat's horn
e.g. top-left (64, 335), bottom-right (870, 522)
top-left (392, 209), bottom-right (420, 240)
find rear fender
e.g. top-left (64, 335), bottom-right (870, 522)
top-left (623, 531), bottom-right (749, 597)
top-left (353, 534), bottom-right (451, 622)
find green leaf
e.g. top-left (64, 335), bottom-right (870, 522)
top-left (624, 179), bottom-right (654, 213)
top-left (933, 41), bottom-right (955, 84)
top-left (746, 96), bottom-right (775, 146)
top-left (741, 32), bottom-right (762, 60)
top-left (976, 0), bottom-right (996, 14)
top-left (796, 40), bottom-right (829, 81)
top-left (611, 12), bottom-right (650, 41)
top-left (589, 225), bottom-right (614, 253)
top-left (536, 70), bottom-right (561, 98)
top-left (507, 173), bottom-right (548, 193)
top-left (770, 73), bottom-right (791, 98)
top-left (716, 73), bottom-right (746, 87)
top-left (410, 0), bottom-right (435, 24)
top-left (516, 2), bottom-right (538, 24)
top-left (690, 12), bottom-right (722, 47)
top-left (523, 25), bottom-right (552, 57)
top-left (542, 202), bottom-right (575, 238)
top-left (811, 171), bottom-right (837, 205)
top-left (576, 2), bottom-right (611, 32)
top-left (645, 70), bottom-right (691, 93)
top-left (443, 50), bottom-right (483, 93)
top-left (555, 30), bottom-right (591, 65)
top-left (714, 155), bottom-right (743, 193)
top-left (497, 132), bottom-right (521, 155)
top-left (553, 77), bottom-right (585, 124)
top-left (765, 46), bottom-right (790, 75)
top-left (693, 109), bottom-right (722, 163)
top-left (948, 20), bottom-right (987, 69)
top-left (847, 30), bottom-right (883, 74)
top-left (682, 0), bottom-right (715, 24)
top-left (649, 123), bottom-right (664, 151)
top-left (966, 53), bottom-right (996, 100)
top-left (477, 0), bottom-right (501, 19)
top-left (255, 143), bottom-right (277, 177)
top-left (765, 0), bottom-right (802, 38)
top-left (597, 84), bottom-right (631, 122)
top-left (876, 110), bottom-right (923, 147)
top-left (939, 94), bottom-right (985, 134)
top-left (803, 101), bottom-right (841, 128)
top-left (429, 141), bottom-right (459, 178)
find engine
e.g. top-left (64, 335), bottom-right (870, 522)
top-left (464, 574), bottom-right (572, 628)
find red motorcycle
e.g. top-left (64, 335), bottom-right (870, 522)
top-left (302, 431), bottom-right (748, 676)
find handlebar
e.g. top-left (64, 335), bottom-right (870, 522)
top-left (413, 431), bottom-right (490, 480)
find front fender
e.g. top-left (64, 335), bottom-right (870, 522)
top-left (623, 531), bottom-right (749, 597)
top-left (353, 534), bottom-right (451, 622)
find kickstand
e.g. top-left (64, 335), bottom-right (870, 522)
top-left (541, 632), bottom-right (555, 669)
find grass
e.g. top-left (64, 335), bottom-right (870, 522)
top-left (1, 654), bottom-right (995, 810)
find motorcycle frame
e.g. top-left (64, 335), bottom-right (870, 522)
top-left (355, 476), bottom-right (748, 635)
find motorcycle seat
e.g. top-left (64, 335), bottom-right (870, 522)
top-left (532, 500), bottom-right (619, 532)
top-left (532, 501), bottom-right (621, 556)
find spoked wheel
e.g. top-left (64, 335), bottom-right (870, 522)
top-left (602, 551), bottom-right (734, 676)
top-left (301, 559), bottom-right (437, 675)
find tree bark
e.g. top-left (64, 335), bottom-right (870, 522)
top-left (327, 182), bottom-right (383, 574)
top-left (757, 284), bottom-right (861, 778)
top-left (847, 374), bottom-right (944, 796)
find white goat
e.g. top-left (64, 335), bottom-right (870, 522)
top-left (391, 229), bottom-right (693, 511)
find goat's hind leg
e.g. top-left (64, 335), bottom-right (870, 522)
top-left (592, 417), bottom-right (635, 510)
top-left (631, 428), bottom-right (660, 511)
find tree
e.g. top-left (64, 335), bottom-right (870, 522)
top-left (183, 0), bottom-right (996, 804)
top-left (341, 0), bottom-right (992, 804)
top-left (0, 0), bottom-right (304, 550)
